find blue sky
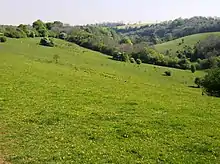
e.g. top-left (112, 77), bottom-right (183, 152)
top-left (1, 0), bottom-right (220, 25)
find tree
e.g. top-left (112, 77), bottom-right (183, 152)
top-left (120, 37), bottom-right (133, 45)
top-left (194, 77), bottom-right (201, 88)
top-left (121, 53), bottom-right (129, 62)
top-left (164, 71), bottom-right (171, 76)
top-left (59, 32), bottom-right (67, 40)
top-left (0, 36), bottom-right (7, 42)
top-left (136, 59), bottom-right (142, 65)
top-left (113, 51), bottom-right (122, 61)
top-left (200, 68), bottom-right (220, 97)
top-left (40, 37), bottom-right (54, 47)
top-left (164, 33), bottom-right (173, 41)
top-left (17, 24), bottom-right (29, 36)
top-left (33, 20), bottom-right (45, 30)
top-left (29, 31), bottom-right (35, 38)
top-left (4, 27), bottom-right (26, 38)
top-left (130, 58), bottom-right (136, 63)
top-left (150, 33), bottom-right (159, 44)
top-left (191, 64), bottom-right (196, 73)
top-left (33, 20), bottom-right (48, 37)
top-left (46, 22), bottom-right (53, 30)
top-left (53, 54), bottom-right (60, 64)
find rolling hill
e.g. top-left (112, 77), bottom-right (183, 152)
top-left (1, 38), bottom-right (220, 163)
top-left (154, 32), bottom-right (220, 55)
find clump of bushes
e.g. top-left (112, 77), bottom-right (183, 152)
top-left (136, 59), bottom-right (142, 65)
top-left (194, 77), bottom-right (201, 88)
top-left (29, 31), bottom-right (35, 38)
top-left (4, 27), bottom-right (27, 38)
top-left (40, 37), bottom-right (54, 47)
top-left (59, 32), bottom-right (67, 40)
top-left (164, 71), bottom-right (171, 76)
top-left (0, 36), bottom-right (7, 42)
top-left (112, 52), bottom-right (129, 62)
top-left (130, 57), bottom-right (136, 63)
top-left (53, 54), bottom-right (60, 64)
top-left (191, 64), bottom-right (196, 73)
top-left (198, 68), bottom-right (220, 97)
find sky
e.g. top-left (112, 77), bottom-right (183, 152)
top-left (1, 0), bottom-right (220, 25)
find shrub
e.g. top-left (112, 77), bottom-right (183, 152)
top-left (194, 77), bottom-right (201, 88)
top-left (200, 68), bottom-right (220, 97)
top-left (59, 32), bottom-right (67, 40)
top-left (4, 28), bottom-right (26, 38)
top-left (53, 54), bottom-right (60, 64)
top-left (130, 57), bottom-right (136, 63)
top-left (40, 37), bottom-right (54, 47)
top-left (191, 64), bottom-right (196, 73)
top-left (120, 37), bottom-right (133, 45)
top-left (112, 52), bottom-right (129, 62)
top-left (164, 71), bottom-right (171, 76)
top-left (136, 59), bottom-right (142, 65)
top-left (121, 53), bottom-right (129, 62)
top-left (29, 31), bottom-right (35, 38)
top-left (0, 36), bottom-right (7, 42)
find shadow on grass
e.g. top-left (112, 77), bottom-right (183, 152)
top-left (108, 57), bottom-right (121, 62)
top-left (188, 85), bottom-right (200, 89)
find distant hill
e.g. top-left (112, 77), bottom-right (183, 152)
top-left (1, 16), bottom-right (220, 70)
top-left (154, 32), bottom-right (220, 55)
top-left (114, 16), bottom-right (220, 44)
top-left (115, 23), bottom-right (151, 29)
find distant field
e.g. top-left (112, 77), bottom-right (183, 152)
top-left (1, 38), bottom-right (220, 163)
top-left (116, 23), bottom-right (151, 29)
top-left (155, 32), bottom-right (220, 54)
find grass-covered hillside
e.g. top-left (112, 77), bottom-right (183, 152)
top-left (155, 32), bottom-right (220, 54)
top-left (1, 38), bottom-right (220, 163)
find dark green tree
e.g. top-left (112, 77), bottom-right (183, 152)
top-left (136, 59), bottom-right (142, 65)
top-left (194, 77), bottom-right (201, 88)
top-left (40, 37), bottom-right (54, 47)
top-left (59, 32), bottom-right (67, 40)
top-left (200, 68), bottom-right (220, 97)
top-left (53, 54), bottom-right (60, 64)
top-left (191, 64), bottom-right (196, 73)
top-left (130, 57), bottom-right (136, 63)
top-left (0, 36), bottom-right (7, 42)
top-left (33, 20), bottom-right (48, 37)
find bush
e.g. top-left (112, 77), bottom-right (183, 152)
top-left (29, 31), bottom-right (35, 38)
top-left (130, 57), bottom-right (136, 63)
top-left (40, 37), bottom-right (54, 47)
top-left (200, 68), bottom-right (220, 97)
top-left (136, 59), bottom-right (142, 65)
top-left (0, 36), bottom-right (7, 42)
top-left (4, 28), bottom-right (27, 38)
top-left (164, 71), bottom-right (171, 76)
top-left (59, 32), bottom-right (67, 40)
top-left (112, 52), bottom-right (129, 62)
top-left (191, 64), bottom-right (196, 73)
top-left (194, 77), bottom-right (201, 88)
top-left (53, 54), bottom-right (60, 64)
top-left (121, 53), bottom-right (129, 62)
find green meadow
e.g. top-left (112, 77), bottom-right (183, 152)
top-left (1, 38), bottom-right (220, 163)
top-left (155, 32), bottom-right (220, 54)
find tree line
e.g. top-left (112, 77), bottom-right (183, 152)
top-left (1, 17), bottom-right (220, 71)
top-left (114, 16), bottom-right (220, 45)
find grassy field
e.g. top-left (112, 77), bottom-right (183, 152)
top-left (115, 23), bottom-right (151, 29)
top-left (1, 38), bottom-right (220, 163)
top-left (155, 32), bottom-right (220, 54)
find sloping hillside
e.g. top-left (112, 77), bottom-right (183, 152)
top-left (1, 38), bottom-right (220, 163)
top-left (114, 17), bottom-right (220, 44)
top-left (154, 32), bottom-right (220, 54)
